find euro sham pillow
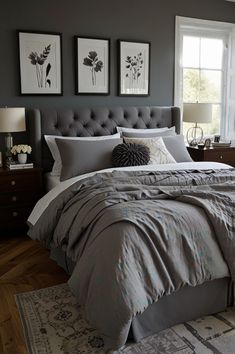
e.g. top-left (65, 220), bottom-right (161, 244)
top-left (163, 134), bottom-right (193, 162)
top-left (124, 137), bottom-right (176, 165)
top-left (55, 137), bottom-right (123, 181)
top-left (117, 126), bottom-right (176, 138)
top-left (45, 133), bottom-right (121, 176)
top-left (112, 143), bottom-right (150, 167)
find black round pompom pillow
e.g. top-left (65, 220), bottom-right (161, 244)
top-left (112, 143), bottom-right (150, 167)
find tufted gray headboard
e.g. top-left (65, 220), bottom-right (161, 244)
top-left (26, 106), bottom-right (181, 172)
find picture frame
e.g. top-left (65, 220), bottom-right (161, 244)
top-left (118, 40), bottom-right (150, 96)
top-left (75, 36), bottom-right (110, 95)
top-left (18, 30), bottom-right (63, 95)
top-left (205, 138), bottom-right (211, 148)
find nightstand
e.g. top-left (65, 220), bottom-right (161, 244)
top-left (187, 146), bottom-right (235, 167)
top-left (0, 167), bottom-right (42, 231)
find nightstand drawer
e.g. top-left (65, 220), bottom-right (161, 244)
top-left (187, 146), bottom-right (235, 166)
top-left (0, 167), bottom-right (42, 231)
top-left (0, 190), bottom-right (40, 206)
top-left (204, 149), bottom-right (235, 163)
top-left (0, 171), bottom-right (39, 192)
top-left (0, 205), bottom-right (33, 224)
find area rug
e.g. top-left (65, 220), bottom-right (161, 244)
top-left (15, 283), bottom-right (235, 354)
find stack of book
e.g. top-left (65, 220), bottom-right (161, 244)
top-left (6, 161), bottom-right (34, 170)
top-left (212, 141), bottom-right (231, 148)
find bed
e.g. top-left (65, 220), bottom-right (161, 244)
top-left (26, 106), bottom-right (235, 350)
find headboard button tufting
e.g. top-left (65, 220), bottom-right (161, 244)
top-left (28, 106), bottom-right (180, 172)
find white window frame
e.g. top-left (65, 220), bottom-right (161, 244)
top-left (175, 16), bottom-right (235, 138)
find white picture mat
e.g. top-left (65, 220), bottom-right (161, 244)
top-left (77, 37), bottom-right (109, 93)
top-left (120, 41), bottom-right (149, 95)
top-left (19, 32), bottom-right (61, 94)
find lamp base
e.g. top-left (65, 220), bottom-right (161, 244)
top-left (5, 133), bottom-right (14, 164)
top-left (186, 125), bottom-right (203, 146)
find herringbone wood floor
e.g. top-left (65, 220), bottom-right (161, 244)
top-left (0, 234), bottom-right (69, 354)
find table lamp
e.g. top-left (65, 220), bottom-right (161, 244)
top-left (0, 107), bottom-right (26, 162)
top-left (183, 103), bottom-right (212, 146)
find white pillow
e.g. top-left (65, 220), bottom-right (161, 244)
top-left (124, 136), bottom-right (176, 165)
top-left (45, 133), bottom-right (121, 176)
top-left (117, 126), bottom-right (170, 134)
top-left (117, 126), bottom-right (176, 138)
top-left (117, 127), bottom-right (172, 135)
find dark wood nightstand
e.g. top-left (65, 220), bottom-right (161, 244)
top-left (187, 146), bottom-right (235, 167)
top-left (0, 167), bottom-right (42, 231)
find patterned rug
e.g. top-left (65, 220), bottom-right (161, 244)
top-left (15, 283), bottom-right (235, 354)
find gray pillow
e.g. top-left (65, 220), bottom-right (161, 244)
top-left (122, 127), bottom-right (176, 138)
top-left (163, 135), bottom-right (192, 162)
top-left (55, 137), bottom-right (123, 181)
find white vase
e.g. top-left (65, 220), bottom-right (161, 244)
top-left (18, 153), bottom-right (27, 164)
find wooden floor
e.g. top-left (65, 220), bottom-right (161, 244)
top-left (0, 234), bottom-right (69, 354)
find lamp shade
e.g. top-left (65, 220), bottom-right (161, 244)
top-left (0, 108), bottom-right (26, 132)
top-left (183, 103), bottom-right (212, 124)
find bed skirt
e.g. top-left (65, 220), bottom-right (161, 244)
top-left (50, 247), bottom-right (233, 342)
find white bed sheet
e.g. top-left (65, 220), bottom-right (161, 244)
top-left (28, 161), bottom-right (232, 226)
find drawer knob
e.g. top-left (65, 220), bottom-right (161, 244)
top-left (220, 155), bottom-right (223, 160)
top-left (12, 196), bottom-right (17, 202)
top-left (11, 180), bottom-right (16, 186)
top-left (12, 211), bottom-right (18, 217)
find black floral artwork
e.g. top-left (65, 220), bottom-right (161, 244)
top-left (119, 40), bottom-right (150, 96)
top-left (83, 51), bottom-right (103, 86)
top-left (28, 44), bottom-right (52, 88)
top-left (125, 52), bottom-right (143, 87)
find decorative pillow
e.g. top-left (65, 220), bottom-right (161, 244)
top-left (45, 133), bottom-right (121, 176)
top-left (124, 137), bottom-right (176, 165)
top-left (112, 143), bottom-right (150, 167)
top-left (117, 126), bottom-right (176, 138)
top-left (55, 137), bottom-right (123, 181)
top-left (163, 135), bottom-right (193, 162)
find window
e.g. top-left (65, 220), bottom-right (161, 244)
top-left (175, 17), bottom-right (235, 140)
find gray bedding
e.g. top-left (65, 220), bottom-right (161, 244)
top-left (28, 168), bottom-right (235, 350)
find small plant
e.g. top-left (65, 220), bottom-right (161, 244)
top-left (83, 51), bottom-right (103, 86)
top-left (125, 52), bottom-right (143, 87)
top-left (28, 44), bottom-right (51, 88)
top-left (11, 144), bottom-right (32, 155)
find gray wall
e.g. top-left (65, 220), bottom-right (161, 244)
top-left (0, 0), bottom-right (235, 148)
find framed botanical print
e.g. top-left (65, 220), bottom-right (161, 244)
top-left (18, 31), bottom-right (62, 95)
top-left (75, 36), bottom-right (110, 95)
top-left (118, 40), bottom-right (150, 96)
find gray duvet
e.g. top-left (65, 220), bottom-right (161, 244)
top-left (28, 168), bottom-right (235, 349)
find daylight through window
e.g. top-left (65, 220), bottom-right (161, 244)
top-left (175, 17), bottom-right (235, 140)
top-left (182, 36), bottom-right (224, 136)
